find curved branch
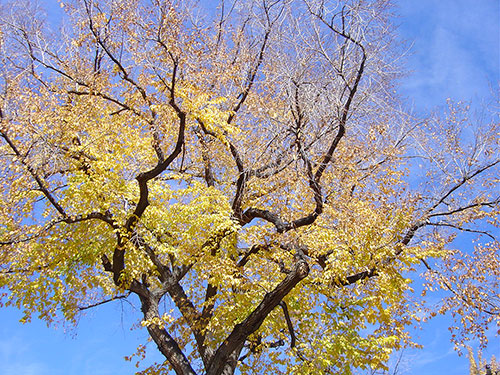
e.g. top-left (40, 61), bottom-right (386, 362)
top-left (124, 81), bottom-right (186, 234)
top-left (420, 258), bottom-right (500, 316)
top-left (425, 222), bottom-right (497, 241)
top-left (226, 20), bottom-right (273, 217)
top-left (427, 160), bottom-right (500, 215)
top-left (428, 199), bottom-right (500, 219)
top-left (309, 8), bottom-right (367, 184)
top-left (207, 258), bottom-right (309, 375)
top-left (1, 129), bottom-right (66, 216)
top-left (238, 16), bottom-right (367, 234)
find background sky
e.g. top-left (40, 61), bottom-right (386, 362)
top-left (0, 0), bottom-right (499, 374)
top-left (390, 0), bottom-right (499, 373)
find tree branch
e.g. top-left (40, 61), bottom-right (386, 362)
top-left (420, 258), bottom-right (499, 316)
top-left (425, 222), bottom-right (497, 241)
top-left (78, 293), bottom-right (130, 311)
top-left (0, 129), bottom-right (67, 216)
top-left (426, 160), bottom-right (500, 215)
top-left (138, 291), bottom-right (198, 375)
top-left (279, 301), bottom-right (296, 348)
top-left (207, 258), bottom-right (309, 375)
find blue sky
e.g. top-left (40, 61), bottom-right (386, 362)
top-left (1, 1), bottom-right (499, 374)
top-left (397, 0), bottom-right (499, 110)
top-left (390, 1), bottom-right (499, 373)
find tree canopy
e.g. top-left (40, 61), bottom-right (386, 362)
top-left (0, 0), bottom-right (498, 374)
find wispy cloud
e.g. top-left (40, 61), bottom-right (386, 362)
top-left (0, 336), bottom-right (47, 375)
top-left (396, 0), bottom-right (499, 111)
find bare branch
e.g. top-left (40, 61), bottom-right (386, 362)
top-left (78, 293), bottom-right (131, 311)
top-left (425, 222), bottom-right (497, 241)
top-left (427, 160), bottom-right (500, 215)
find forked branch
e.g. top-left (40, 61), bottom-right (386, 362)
top-left (207, 259), bottom-right (309, 375)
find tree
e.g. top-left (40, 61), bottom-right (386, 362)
top-left (468, 347), bottom-right (499, 375)
top-left (0, 0), bottom-right (498, 374)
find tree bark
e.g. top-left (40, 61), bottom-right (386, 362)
top-left (206, 259), bottom-right (309, 375)
top-left (139, 293), bottom-right (198, 375)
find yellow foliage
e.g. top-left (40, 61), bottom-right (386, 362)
top-left (0, 1), bottom-right (498, 374)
